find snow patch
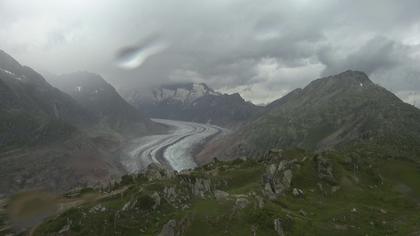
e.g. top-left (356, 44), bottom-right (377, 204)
top-left (0, 68), bottom-right (15, 76)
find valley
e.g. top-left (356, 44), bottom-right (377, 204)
top-left (122, 119), bottom-right (226, 173)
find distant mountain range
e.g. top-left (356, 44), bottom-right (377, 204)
top-left (198, 70), bottom-right (420, 163)
top-left (125, 82), bottom-right (263, 127)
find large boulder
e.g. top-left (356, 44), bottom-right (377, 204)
top-left (314, 155), bottom-right (337, 184)
top-left (262, 160), bottom-right (295, 199)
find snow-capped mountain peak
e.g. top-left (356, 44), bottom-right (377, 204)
top-left (153, 82), bottom-right (221, 104)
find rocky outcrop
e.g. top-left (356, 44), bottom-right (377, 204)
top-left (159, 219), bottom-right (177, 236)
top-left (292, 188), bottom-right (304, 197)
top-left (235, 198), bottom-right (250, 209)
top-left (191, 178), bottom-right (212, 198)
top-left (274, 218), bottom-right (285, 236)
top-left (163, 186), bottom-right (178, 203)
top-left (145, 163), bottom-right (176, 181)
top-left (314, 154), bottom-right (337, 184)
top-left (262, 159), bottom-right (297, 199)
top-left (214, 190), bottom-right (229, 200)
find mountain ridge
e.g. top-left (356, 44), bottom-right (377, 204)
top-left (46, 71), bottom-right (159, 135)
top-left (125, 82), bottom-right (263, 127)
top-left (197, 70), bottom-right (420, 163)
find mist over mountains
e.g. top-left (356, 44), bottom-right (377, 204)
top-left (1, 47), bottom-right (420, 235)
top-left (2, 1), bottom-right (420, 235)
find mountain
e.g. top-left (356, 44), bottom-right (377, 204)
top-left (0, 50), bottom-right (94, 149)
top-left (197, 70), bottom-right (420, 162)
top-left (125, 82), bottom-right (262, 127)
top-left (47, 72), bottom-right (157, 135)
top-left (0, 50), bottom-right (132, 195)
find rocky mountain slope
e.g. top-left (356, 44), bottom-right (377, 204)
top-left (5, 148), bottom-right (419, 235)
top-left (198, 71), bottom-right (420, 162)
top-left (0, 50), bottom-right (157, 196)
top-left (0, 50), bottom-right (94, 150)
top-left (47, 72), bottom-right (157, 135)
top-left (125, 82), bottom-right (262, 127)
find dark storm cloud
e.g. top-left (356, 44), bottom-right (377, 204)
top-left (0, 0), bottom-right (420, 105)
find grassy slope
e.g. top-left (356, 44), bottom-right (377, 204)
top-left (30, 149), bottom-right (420, 236)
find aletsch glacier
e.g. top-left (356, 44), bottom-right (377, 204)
top-left (122, 119), bottom-right (226, 172)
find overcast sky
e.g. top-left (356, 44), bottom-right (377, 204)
top-left (1, 0), bottom-right (420, 105)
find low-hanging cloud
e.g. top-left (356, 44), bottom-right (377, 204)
top-left (0, 0), bottom-right (419, 106)
top-left (115, 34), bottom-right (169, 69)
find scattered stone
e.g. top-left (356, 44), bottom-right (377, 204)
top-left (299, 209), bottom-right (307, 217)
top-left (164, 169), bottom-right (176, 179)
top-left (314, 155), bottom-right (337, 184)
top-left (164, 186), bottom-right (177, 202)
top-left (277, 161), bottom-right (286, 171)
top-left (292, 188), bottom-right (304, 197)
top-left (192, 178), bottom-right (212, 198)
top-left (282, 170), bottom-right (293, 188)
top-left (90, 204), bottom-right (106, 213)
top-left (379, 208), bottom-right (387, 214)
top-left (159, 219), bottom-right (177, 236)
top-left (273, 218), bottom-right (285, 236)
top-left (58, 218), bottom-right (72, 234)
top-left (151, 192), bottom-right (161, 209)
top-left (267, 164), bottom-right (277, 175)
top-left (351, 208), bottom-right (357, 213)
top-left (214, 190), bottom-right (230, 200)
top-left (331, 186), bottom-right (341, 193)
top-left (317, 183), bottom-right (324, 193)
top-left (235, 198), bottom-right (250, 209)
top-left (121, 201), bottom-right (131, 211)
top-left (255, 196), bottom-right (264, 209)
top-left (251, 225), bottom-right (257, 236)
top-left (334, 224), bottom-right (348, 230)
top-left (145, 163), bottom-right (164, 181)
